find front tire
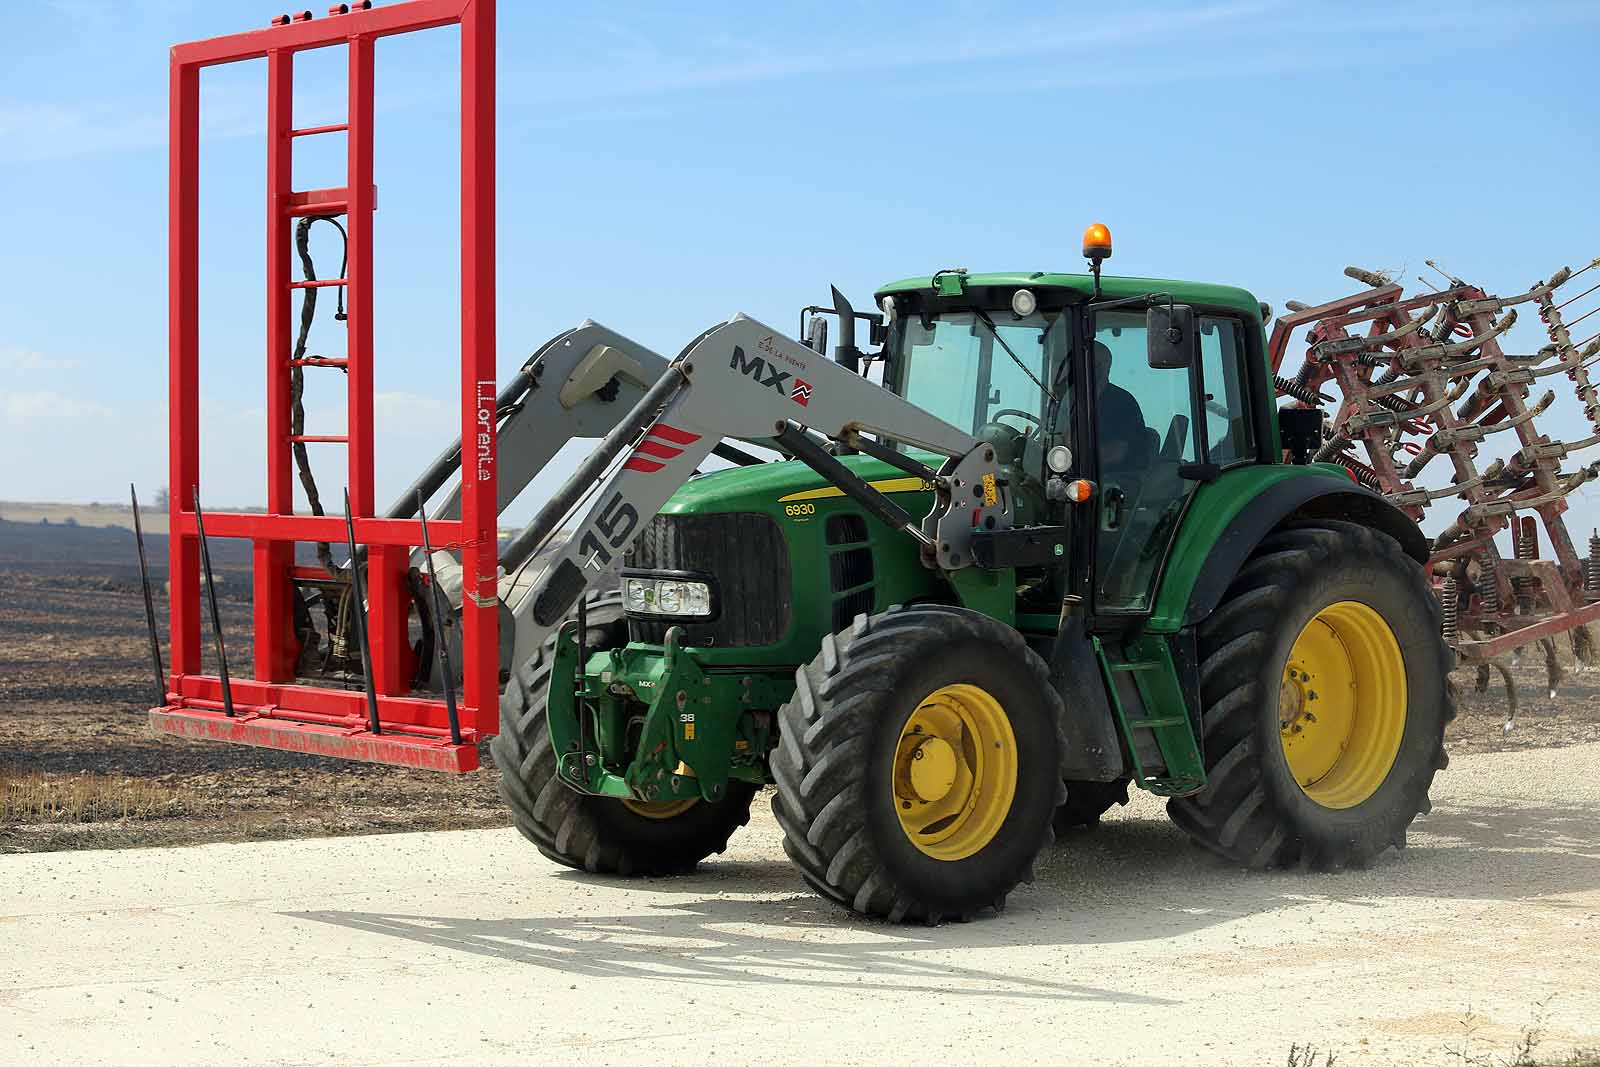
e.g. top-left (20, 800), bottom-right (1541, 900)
top-left (491, 592), bottom-right (755, 875)
top-left (1167, 521), bottom-right (1453, 869)
top-left (771, 606), bottom-right (1066, 923)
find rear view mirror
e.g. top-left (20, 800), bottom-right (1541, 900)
top-left (1147, 304), bottom-right (1198, 369)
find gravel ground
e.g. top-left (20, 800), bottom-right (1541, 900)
top-left (2, 742), bottom-right (1597, 1066)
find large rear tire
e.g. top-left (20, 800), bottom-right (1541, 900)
top-left (771, 606), bottom-right (1066, 923)
top-left (1167, 521), bottom-right (1453, 869)
top-left (491, 592), bottom-right (755, 875)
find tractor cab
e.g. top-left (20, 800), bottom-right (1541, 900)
top-left (871, 243), bottom-right (1273, 620)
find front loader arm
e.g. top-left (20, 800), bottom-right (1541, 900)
top-left (508, 314), bottom-right (1000, 651)
top-left (420, 320), bottom-right (670, 524)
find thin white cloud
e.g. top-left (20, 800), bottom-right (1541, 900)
top-left (0, 346), bottom-right (80, 372)
top-left (0, 100), bottom-right (165, 164)
top-left (513, 2), bottom-right (1279, 103)
top-left (0, 390), bottom-right (111, 419)
top-left (909, 52), bottom-right (1313, 97)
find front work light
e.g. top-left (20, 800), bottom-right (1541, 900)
top-left (624, 576), bottom-right (713, 618)
top-left (1011, 288), bottom-right (1037, 317)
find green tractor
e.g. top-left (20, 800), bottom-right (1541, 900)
top-left (491, 230), bottom-right (1453, 923)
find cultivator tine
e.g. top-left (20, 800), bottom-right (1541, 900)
top-left (1464, 387), bottom-right (1555, 431)
top-left (1397, 310), bottom-right (1516, 369)
top-left (1344, 389), bottom-right (1456, 433)
top-left (1312, 305), bottom-right (1437, 358)
top-left (415, 491), bottom-right (461, 746)
top-left (130, 484), bottom-right (166, 707)
top-left (1454, 276), bottom-right (1567, 317)
top-left (192, 486), bottom-right (234, 718)
top-left (342, 489), bottom-right (381, 736)
top-left (1404, 394), bottom-right (1555, 478)
top-left (1489, 659), bottom-right (1518, 734)
top-left (1387, 475), bottom-right (1484, 509)
top-left (1462, 463), bottom-right (1600, 524)
top-left (1516, 430), bottom-right (1600, 466)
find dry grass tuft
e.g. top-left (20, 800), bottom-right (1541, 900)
top-left (0, 767), bottom-right (188, 823)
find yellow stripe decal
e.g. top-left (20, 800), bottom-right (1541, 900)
top-left (778, 476), bottom-right (931, 503)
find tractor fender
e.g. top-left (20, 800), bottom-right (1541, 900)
top-left (1181, 476), bottom-right (1427, 628)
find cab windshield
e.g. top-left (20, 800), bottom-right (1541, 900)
top-left (889, 309), bottom-right (1068, 436)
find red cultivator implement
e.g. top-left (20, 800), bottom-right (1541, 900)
top-left (1272, 258), bottom-right (1600, 724)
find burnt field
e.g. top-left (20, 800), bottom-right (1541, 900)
top-left (3, 516), bottom-right (1599, 854)
top-left (0, 518), bottom-right (507, 852)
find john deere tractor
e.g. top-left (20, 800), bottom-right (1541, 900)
top-left (481, 227), bottom-right (1451, 923)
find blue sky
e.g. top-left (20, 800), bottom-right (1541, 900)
top-left (2, 0), bottom-right (1599, 534)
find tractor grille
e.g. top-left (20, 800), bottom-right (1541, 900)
top-left (624, 513), bottom-right (790, 647)
top-left (827, 512), bottom-right (876, 633)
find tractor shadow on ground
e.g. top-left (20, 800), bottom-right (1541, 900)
top-left (292, 797), bottom-right (1599, 997)
top-left (290, 892), bottom-right (1173, 1005)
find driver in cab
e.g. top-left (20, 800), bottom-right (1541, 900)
top-left (1092, 340), bottom-right (1154, 480)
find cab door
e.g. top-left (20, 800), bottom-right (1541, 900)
top-left (1089, 309), bottom-right (1256, 613)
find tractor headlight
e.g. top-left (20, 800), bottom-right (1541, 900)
top-left (625, 579), bottom-right (650, 610)
top-left (657, 581), bottom-right (683, 614)
top-left (622, 575), bottom-right (715, 618)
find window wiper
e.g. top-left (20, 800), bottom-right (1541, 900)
top-left (973, 308), bottom-right (1056, 403)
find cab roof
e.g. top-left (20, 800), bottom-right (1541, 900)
top-left (875, 271), bottom-right (1265, 323)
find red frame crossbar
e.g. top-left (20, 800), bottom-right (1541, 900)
top-left (159, 0), bottom-right (497, 772)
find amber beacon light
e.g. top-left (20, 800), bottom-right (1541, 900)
top-left (1082, 222), bottom-right (1113, 262)
top-left (1082, 222), bottom-right (1112, 295)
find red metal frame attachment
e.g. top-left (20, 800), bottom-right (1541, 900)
top-left (156, 0), bottom-right (497, 772)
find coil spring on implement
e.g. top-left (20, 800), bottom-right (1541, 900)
top-left (1587, 530), bottom-right (1600, 593)
top-left (1332, 454), bottom-right (1383, 490)
top-left (1273, 374), bottom-right (1323, 406)
top-left (1480, 554), bottom-right (1502, 614)
top-left (1441, 576), bottom-right (1459, 639)
top-left (1514, 524), bottom-right (1535, 599)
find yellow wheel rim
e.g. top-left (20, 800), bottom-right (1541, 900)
top-left (891, 683), bottom-right (1017, 861)
top-left (620, 797), bottom-right (699, 820)
top-left (1279, 600), bottom-right (1407, 809)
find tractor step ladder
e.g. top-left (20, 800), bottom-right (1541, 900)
top-left (151, 0), bottom-right (500, 773)
top-left (1094, 636), bottom-right (1207, 797)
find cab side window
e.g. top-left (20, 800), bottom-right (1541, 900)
top-left (1198, 316), bottom-right (1254, 468)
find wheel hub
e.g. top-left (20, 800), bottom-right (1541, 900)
top-left (902, 736), bottom-right (958, 802)
top-left (1278, 601), bottom-right (1407, 809)
top-left (890, 683), bottom-right (1018, 861)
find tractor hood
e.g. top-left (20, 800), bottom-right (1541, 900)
top-left (660, 452), bottom-right (928, 516)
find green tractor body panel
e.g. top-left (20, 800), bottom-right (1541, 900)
top-left (1144, 464), bottom-right (1356, 633)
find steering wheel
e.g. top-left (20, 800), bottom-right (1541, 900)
top-left (990, 408), bottom-right (1041, 431)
